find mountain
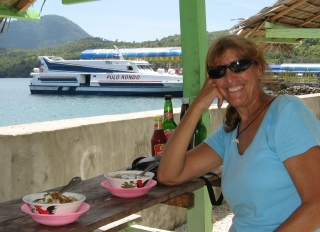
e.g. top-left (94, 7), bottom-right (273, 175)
top-left (0, 15), bottom-right (90, 49)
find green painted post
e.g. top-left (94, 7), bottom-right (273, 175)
top-left (62, 0), bottom-right (98, 4)
top-left (179, 0), bottom-right (210, 133)
top-left (187, 186), bottom-right (213, 232)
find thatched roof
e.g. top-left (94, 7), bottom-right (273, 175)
top-left (0, 0), bottom-right (36, 13)
top-left (0, 0), bottom-right (37, 31)
top-left (230, 0), bottom-right (320, 52)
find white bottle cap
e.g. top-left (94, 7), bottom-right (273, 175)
top-left (182, 97), bottom-right (189, 104)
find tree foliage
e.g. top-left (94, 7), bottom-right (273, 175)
top-left (1, 15), bottom-right (320, 78)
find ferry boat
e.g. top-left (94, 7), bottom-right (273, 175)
top-left (29, 48), bottom-right (183, 96)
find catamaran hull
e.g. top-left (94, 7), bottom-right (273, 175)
top-left (29, 85), bottom-right (183, 97)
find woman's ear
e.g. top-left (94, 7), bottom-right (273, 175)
top-left (257, 65), bottom-right (264, 79)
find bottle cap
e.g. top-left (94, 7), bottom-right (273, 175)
top-left (182, 97), bottom-right (189, 104)
top-left (165, 95), bottom-right (172, 100)
top-left (154, 115), bottom-right (163, 121)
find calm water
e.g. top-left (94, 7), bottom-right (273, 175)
top-left (0, 78), bottom-right (217, 127)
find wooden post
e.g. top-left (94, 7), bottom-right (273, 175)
top-left (187, 186), bottom-right (213, 232)
top-left (179, 0), bottom-right (210, 133)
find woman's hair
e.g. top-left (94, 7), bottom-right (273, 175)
top-left (205, 34), bottom-right (269, 132)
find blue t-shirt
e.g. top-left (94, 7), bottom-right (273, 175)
top-left (204, 95), bottom-right (320, 232)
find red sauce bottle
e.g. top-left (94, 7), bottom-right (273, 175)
top-left (151, 115), bottom-right (167, 156)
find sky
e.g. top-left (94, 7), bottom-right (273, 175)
top-left (30, 0), bottom-right (277, 43)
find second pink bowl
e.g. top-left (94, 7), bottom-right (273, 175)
top-left (101, 179), bottom-right (157, 198)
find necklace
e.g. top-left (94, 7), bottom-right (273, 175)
top-left (232, 97), bottom-right (277, 144)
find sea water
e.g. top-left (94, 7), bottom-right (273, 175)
top-left (0, 78), bottom-right (218, 127)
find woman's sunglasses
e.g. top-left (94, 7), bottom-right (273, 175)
top-left (207, 59), bottom-right (257, 79)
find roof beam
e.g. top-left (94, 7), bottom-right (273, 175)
top-left (298, 11), bottom-right (320, 27)
top-left (62, 0), bottom-right (99, 4)
top-left (250, 37), bottom-right (300, 44)
top-left (266, 28), bottom-right (320, 38)
top-left (265, 22), bottom-right (320, 38)
top-left (270, 0), bottom-right (308, 21)
top-left (0, 5), bottom-right (39, 20)
top-left (12, 0), bottom-right (37, 12)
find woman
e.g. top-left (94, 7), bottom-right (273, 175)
top-left (157, 35), bottom-right (320, 232)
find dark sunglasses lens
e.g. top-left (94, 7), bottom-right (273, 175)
top-left (229, 60), bottom-right (252, 73)
top-left (208, 67), bottom-right (226, 79)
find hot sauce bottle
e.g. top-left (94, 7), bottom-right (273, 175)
top-left (151, 115), bottom-right (167, 157)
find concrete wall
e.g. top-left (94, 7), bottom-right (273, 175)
top-left (1, 93), bottom-right (319, 229)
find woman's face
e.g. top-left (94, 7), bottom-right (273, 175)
top-left (213, 49), bottom-right (263, 108)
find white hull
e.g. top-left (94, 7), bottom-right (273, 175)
top-left (29, 56), bottom-right (183, 96)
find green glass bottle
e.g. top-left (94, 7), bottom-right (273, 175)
top-left (163, 95), bottom-right (177, 140)
top-left (194, 116), bottom-right (207, 147)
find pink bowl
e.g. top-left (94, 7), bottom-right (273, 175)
top-left (101, 179), bottom-right (157, 198)
top-left (21, 203), bottom-right (90, 226)
top-left (22, 192), bottom-right (86, 215)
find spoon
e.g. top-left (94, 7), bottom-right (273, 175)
top-left (32, 177), bottom-right (82, 203)
top-left (138, 162), bottom-right (159, 177)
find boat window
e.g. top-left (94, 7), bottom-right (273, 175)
top-left (127, 66), bottom-right (133, 70)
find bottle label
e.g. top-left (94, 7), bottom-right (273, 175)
top-left (164, 111), bottom-right (173, 120)
top-left (164, 129), bottom-right (174, 140)
top-left (153, 143), bottom-right (166, 156)
top-left (154, 122), bottom-right (163, 129)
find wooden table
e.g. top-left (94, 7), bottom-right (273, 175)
top-left (0, 169), bottom-right (222, 232)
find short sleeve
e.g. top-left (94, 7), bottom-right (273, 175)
top-left (271, 95), bottom-right (320, 161)
top-left (204, 124), bottom-right (234, 159)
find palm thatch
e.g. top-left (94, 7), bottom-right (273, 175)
top-left (0, 0), bottom-right (36, 12)
top-left (230, 0), bottom-right (320, 52)
top-left (0, 0), bottom-right (37, 33)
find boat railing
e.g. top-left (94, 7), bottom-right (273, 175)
top-left (263, 71), bottom-right (320, 83)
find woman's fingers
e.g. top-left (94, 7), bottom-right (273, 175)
top-left (193, 77), bottom-right (224, 109)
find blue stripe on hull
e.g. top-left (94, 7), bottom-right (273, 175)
top-left (30, 89), bottom-right (183, 97)
top-left (98, 83), bottom-right (164, 87)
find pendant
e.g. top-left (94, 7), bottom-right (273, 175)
top-left (232, 138), bottom-right (239, 143)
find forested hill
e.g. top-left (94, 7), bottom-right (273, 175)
top-left (0, 29), bottom-right (229, 78)
top-left (0, 15), bottom-right (90, 49)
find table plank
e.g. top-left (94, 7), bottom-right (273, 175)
top-left (0, 170), bottom-right (221, 232)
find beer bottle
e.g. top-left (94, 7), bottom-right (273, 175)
top-left (151, 116), bottom-right (167, 157)
top-left (180, 97), bottom-right (194, 150)
top-left (180, 97), bottom-right (189, 120)
top-left (194, 116), bottom-right (207, 147)
top-left (163, 95), bottom-right (177, 140)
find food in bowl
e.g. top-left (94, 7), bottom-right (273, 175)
top-left (35, 192), bottom-right (79, 204)
top-left (104, 170), bottom-right (154, 188)
top-left (22, 192), bottom-right (86, 215)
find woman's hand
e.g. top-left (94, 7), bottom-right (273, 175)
top-left (192, 77), bottom-right (224, 110)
